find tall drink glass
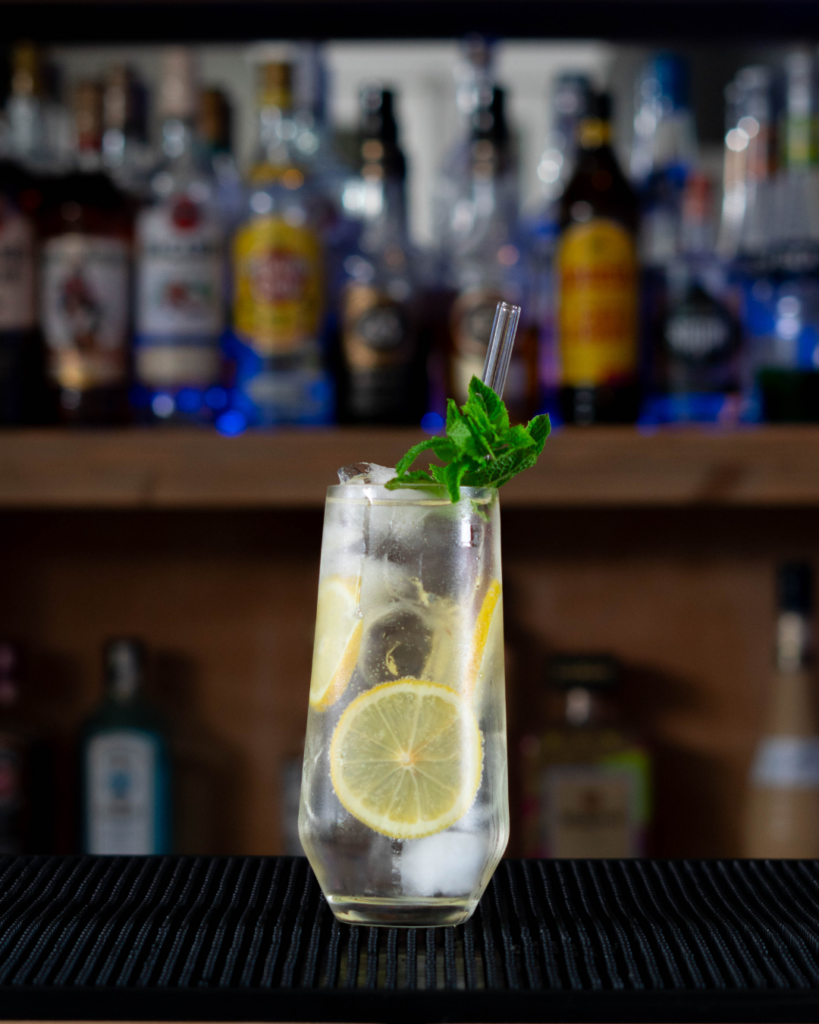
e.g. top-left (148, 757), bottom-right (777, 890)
top-left (299, 482), bottom-right (508, 927)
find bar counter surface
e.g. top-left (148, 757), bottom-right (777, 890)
top-left (0, 855), bottom-right (816, 1022)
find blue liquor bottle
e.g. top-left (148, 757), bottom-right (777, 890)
top-left (80, 639), bottom-right (171, 855)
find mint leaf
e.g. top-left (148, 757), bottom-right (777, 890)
top-left (386, 376), bottom-right (551, 501)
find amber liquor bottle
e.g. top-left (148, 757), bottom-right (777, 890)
top-left (556, 92), bottom-right (640, 424)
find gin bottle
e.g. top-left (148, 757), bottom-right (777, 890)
top-left (81, 639), bottom-right (171, 856)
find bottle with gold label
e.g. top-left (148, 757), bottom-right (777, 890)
top-left (557, 91), bottom-right (641, 424)
top-left (226, 59), bottom-right (332, 427)
top-left (443, 86), bottom-right (534, 419)
top-left (520, 655), bottom-right (651, 858)
top-left (744, 562), bottom-right (819, 857)
top-left (339, 86), bottom-right (422, 424)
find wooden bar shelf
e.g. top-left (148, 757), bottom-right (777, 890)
top-left (0, 425), bottom-right (819, 509)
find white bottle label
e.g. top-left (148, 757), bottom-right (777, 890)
top-left (135, 199), bottom-right (223, 387)
top-left (751, 736), bottom-right (819, 789)
top-left (0, 210), bottom-right (35, 331)
top-left (87, 730), bottom-right (157, 855)
top-left (41, 233), bottom-right (130, 389)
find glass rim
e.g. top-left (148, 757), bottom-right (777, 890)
top-left (326, 483), bottom-right (497, 505)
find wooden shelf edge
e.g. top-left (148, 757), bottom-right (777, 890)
top-left (0, 425), bottom-right (819, 509)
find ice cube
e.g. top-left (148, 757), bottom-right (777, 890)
top-left (401, 831), bottom-right (485, 897)
top-left (337, 463), bottom-right (396, 485)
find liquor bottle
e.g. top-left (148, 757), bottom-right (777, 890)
top-left (339, 86), bottom-right (422, 424)
top-left (556, 91), bottom-right (640, 424)
top-left (80, 639), bottom-right (171, 856)
top-left (132, 49), bottom-right (224, 424)
top-left (5, 42), bottom-right (61, 175)
top-left (642, 172), bottom-right (742, 423)
top-left (197, 87), bottom-right (244, 232)
top-left (39, 80), bottom-right (132, 424)
top-left (750, 51), bottom-right (819, 422)
top-left (226, 59), bottom-right (333, 427)
top-left (744, 563), bottom-right (819, 857)
top-left (445, 86), bottom-right (533, 417)
top-left (0, 160), bottom-right (42, 424)
top-left (520, 654), bottom-right (651, 858)
top-left (102, 66), bottom-right (153, 200)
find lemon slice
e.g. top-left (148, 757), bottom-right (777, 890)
top-left (330, 678), bottom-right (483, 839)
top-left (309, 575), bottom-right (362, 710)
top-left (464, 580), bottom-right (503, 701)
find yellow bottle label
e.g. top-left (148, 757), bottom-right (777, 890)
top-left (557, 218), bottom-right (638, 386)
top-left (233, 215), bottom-right (322, 356)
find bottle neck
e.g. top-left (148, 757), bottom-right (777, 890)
top-left (561, 686), bottom-right (613, 728)
top-left (255, 102), bottom-right (299, 173)
top-left (777, 610), bottom-right (813, 672)
top-left (578, 117), bottom-right (612, 151)
top-left (162, 116), bottom-right (196, 167)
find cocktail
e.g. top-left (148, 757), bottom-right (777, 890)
top-left (299, 303), bottom-right (549, 927)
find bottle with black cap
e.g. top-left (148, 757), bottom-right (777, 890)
top-left (556, 90), bottom-right (641, 424)
top-left (744, 562), bottom-right (819, 857)
top-left (520, 653), bottom-right (650, 858)
top-left (339, 85), bottom-right (422, 424)
top-left (80, 639), bottom-right (171, 855)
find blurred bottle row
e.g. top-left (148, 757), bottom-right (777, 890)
top-left (5, 558), bottom-right (819, 857)
top-left (3, 42), bottom-right (819, 429)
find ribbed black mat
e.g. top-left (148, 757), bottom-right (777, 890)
top-left (0, 857), bottom-right (818, 1021)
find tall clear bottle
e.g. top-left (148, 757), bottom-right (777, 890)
top-left (102, 66), bottom-right (153, 201)
top-left (39, 80), bottom-right (132, 424)
top-left (133, 49), bottom-right (225, 424)
top-left (227, 59), bottom-right (332, 427)
top-left (744, 563), bottom-right (819, 858)
top-left (527, 72), bottom-right (592, 419)
top-left (339, 87), bottom-right (423, 424)
top-left (80, 639), bottom-right (171, 856)
top-left (444, 87), bottom-right (533, 418)
top-left (556, 91), bottom-right (640, 424)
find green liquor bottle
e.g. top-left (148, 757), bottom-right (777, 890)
top-left (80, 638), bottom-right (171, 855)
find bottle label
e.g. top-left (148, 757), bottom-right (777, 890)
top-left (342, 284), bottom-right (413, 417)
top-left (86, 730), bottom-right (157, 855)
top-left (540, 752), bottom-right (649, 858)
top-left (665, 312), bottom-right (731, 361)
top-left (233, 214), bottom-right (323, 356)
top-left (0, 209), bottom-right (35, 331)
top-left (751, 737), bottom-right (819, 789)
top-left (135, 200), bottom-right (224, 387)
top-left (41, 233), bottom-right (130, 389)
top-left (557, 218), bottom-right (638, 386)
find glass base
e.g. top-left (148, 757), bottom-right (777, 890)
top-left (326, 895), bottom-right (478, 928)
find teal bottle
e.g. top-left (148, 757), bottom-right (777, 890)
top-left (80, 639), bottom-right (171, 854)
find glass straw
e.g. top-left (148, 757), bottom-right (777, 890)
top-left (481, 301), bottom-right (521, 399)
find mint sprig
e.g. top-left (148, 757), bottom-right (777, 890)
top-left (385, 376), bottom-right (551, 503)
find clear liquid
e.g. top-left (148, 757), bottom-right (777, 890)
top-left (299, 485), bottom-right (509, 928)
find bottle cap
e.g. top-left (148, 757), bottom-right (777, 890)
top-left (159, 47), bottom-right (198, 120)
top-left (11, 42), bottom-right (41, 98)
top-left (104, 66), bottom-right (148, 141)
top-left (259, 62), bottom-right (293, 110)
top-left (73, 80), bottom-right (104, 153)
top-left (105, 638), bottom-right (145, 700)
top-left (546, 654), bottom-right (621, 691)
top-left (777, 562), bottom-right (813, 613)
top-left (198, 88), bottom-right (232, 153)
top-left (360, 86), bottom-right (398, 144)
